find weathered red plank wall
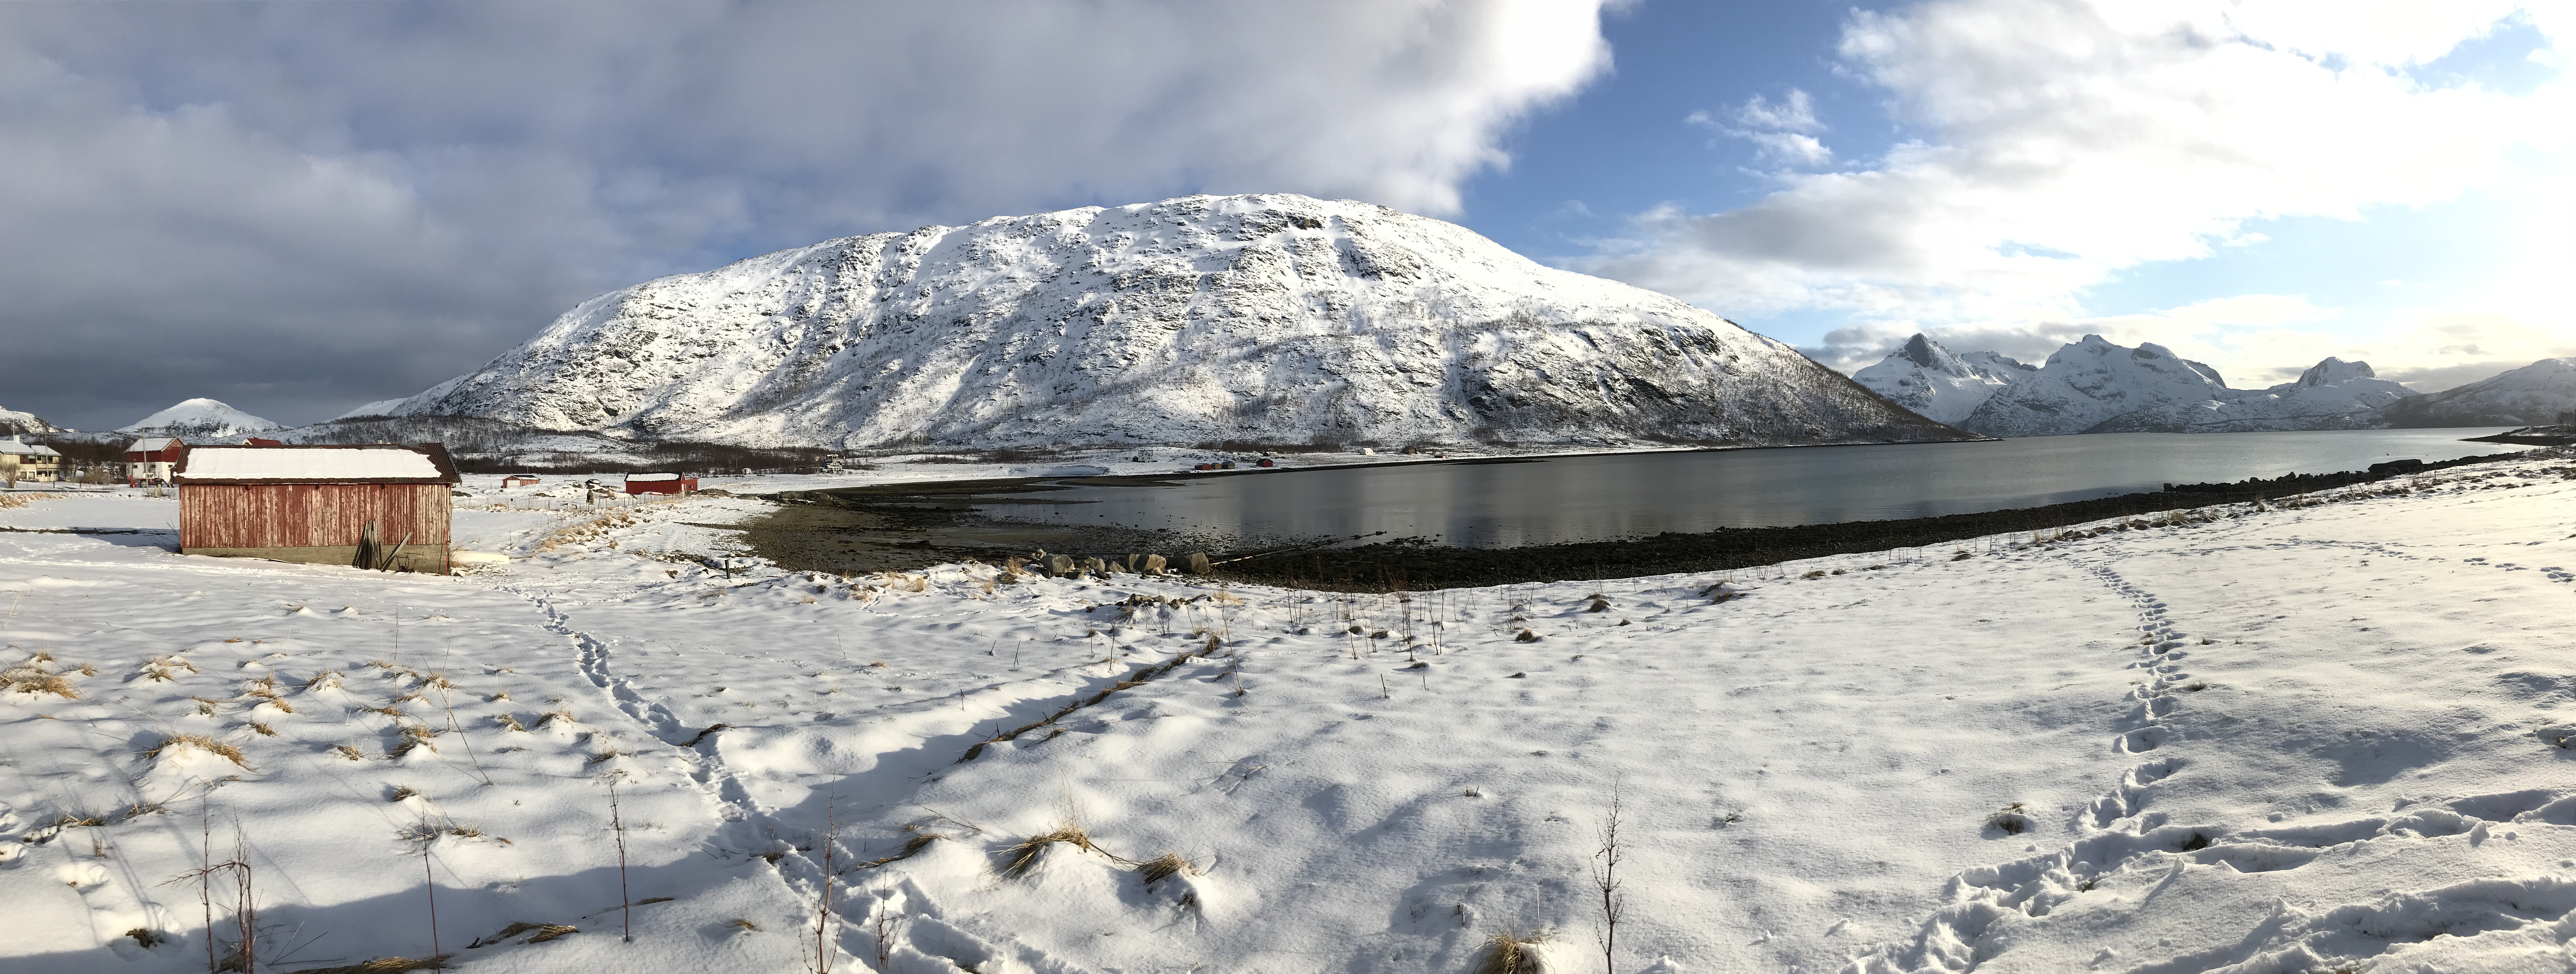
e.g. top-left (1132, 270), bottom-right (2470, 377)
top-left (179, 484), bottom-right (451, 550)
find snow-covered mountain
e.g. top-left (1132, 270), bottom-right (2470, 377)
top-left (119, 398), bottom-right (283, 440)
top-left (1946, 337), bottom-right (2419, 437)
top-left (332, 398), bottom-right (408, 421)
top-left (1849, 334), bottom-right (2036, 424)
top-left (1953, 336), bottom-right (2234, 437)
top-left (384, 193), bottom-right (1964, 449)
top-left (2086, 356), bottom-right (2417, 433)
top-left (2378, 358), bottom-right (2576, 428)
top-left (0, 405), bottom-right (59, 436)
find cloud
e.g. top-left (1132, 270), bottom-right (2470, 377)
top-left (1584, 0), bottom-right (2569, 385)
top-left (1687, 88), bottom-right (1834, 167)
top-left (0, 0), bottom-right (1618, 428)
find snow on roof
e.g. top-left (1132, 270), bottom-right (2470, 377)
top-left (178, 445), bottom-right (456, 483)
top-left (0, 438), bottom-right (59, 457)
top-left (625, 472), bottom-right (687, 481)
top-left (125, 437), bottom-right (184, 453)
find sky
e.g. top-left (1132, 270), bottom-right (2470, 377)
top-left (0, 0), bottom-right (2567, 431)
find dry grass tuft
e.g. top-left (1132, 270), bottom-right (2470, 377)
top-left (388, 785), bottom-right (417, 802)
top-left (332, 744), bottom-right (364, 761)
top-left (296, 953), bottom-right (454, 973)
top-left (859, 832), bottom-right (943, 869)
top-left (144, 733), bottom-right (248, 767)
top-left (303, 669), bottom-right (345, 691)
top-left (1004, 822), bottom-right (1110, 877)
top-left (470, 922), bottom-right (576, 947)
top-left (0, 492), bottom-right (67, 510)
top-left (488, 690), bottom-right (510, 702)
top-left (732, 919), bottom-right (760, 932)
top-left (7, 671), bottom-right (80, 699)
top-left (1476, 931), bottom-right (1548, 974)
top-left (248, 722), bottom-right (277, 737)
top-left (190, 695), bottom-right (224, 716)
top-left (494, 713), bottom-right (528, 732)
top-left (535, 708), bottom-right (575, 728)
top-left (124, 927), bottom-right (163, 948)
top-left (586, 748), bottom-right (622, 764)
top-left (1136, 852), bottom-right (1195, 885)
top-left (1514, 629), bottom-right (1540, 643)
top-left (361, 703), bottom-right (409, 720)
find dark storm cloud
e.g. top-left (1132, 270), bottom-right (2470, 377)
top-left (0, 1), bottom-right (1615, 429)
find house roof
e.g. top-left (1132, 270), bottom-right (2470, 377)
top-left (125, 437), bottom-right (185, 454)
top-left (625, 472), bottom-right (689, 482)
top-left (0, 437), bottom-right (60, 457)
top-left (175, 443), bottom-right (461, 485)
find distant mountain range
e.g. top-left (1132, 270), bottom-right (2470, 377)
top-left (1855, 334), bottom-right (2574, 436)
top-left (356, 193), bottom-right (1964, 450)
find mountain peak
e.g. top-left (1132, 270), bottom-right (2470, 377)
top-left (377, 194), bottom-right (1964, 449)
top-left (1850, 334), bottom-right (2031, 424)
top-left (120, 398), bottom-right (283, 439)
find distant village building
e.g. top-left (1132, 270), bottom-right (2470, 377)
top-left (124, 437), bottom-right (189, 486)
top-left (502, 475), bottom-right (542, 488)
top-left (173, 444), bottom-right (460, 573)
top-left (624, 472), bottom-right (698, 495)
top-left (0, 436), bottom-right (63, 484)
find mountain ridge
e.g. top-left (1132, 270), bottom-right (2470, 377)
top-left (380, 193), bottom-right (1967, 450)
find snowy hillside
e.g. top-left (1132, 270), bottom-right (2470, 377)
top-left (331, 398), bottom-right (408, 421)
top-left (1948, 337), bottom-right (2417, 437)
top-left (0, 405), bottom-right (59, 436)
top-left (2379, 357), bottom-right (2576, 428)
top-left (117, 398), bottom-right (282, 440)
top-left (1850, 334), bottom-right (2035, 424)
top-left (386, 193), bottom-right (1963, 449)
top-left (2087, 356), bottom-right (2418, 433)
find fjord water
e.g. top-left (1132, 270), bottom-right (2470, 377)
top-left (999, 429), bottom-right (2535, 549)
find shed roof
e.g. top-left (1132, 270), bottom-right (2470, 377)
top-left (175, 444), bottom-right (460, 485)
top-left (626, 472), bottom-right (688, 482)
top-left (125, 437), bottom-right (184, 454)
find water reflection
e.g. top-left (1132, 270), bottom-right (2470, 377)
top-left (989, 429), bottom-right (2532, 549)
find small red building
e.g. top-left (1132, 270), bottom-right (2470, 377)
top-left (174, 443), bottom-right (460, 573)
top-left (124, 437), bottom-right (189, 486)
top-left (502, 475), bottom-right (542, 488)
top-left (625, 472), bottom-right (698, 495)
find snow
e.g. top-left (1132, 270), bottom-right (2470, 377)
top-left (0, 405), bottom-right (61, 434)
top-left (1949, 336), bottom-right (2419, 437)
top-left (1851, 334), bottom-right (2036, 424)
top-left (178, 446), bottom-right (448, 482)
top-left (124, 437), bottom-right (183, 454)
top-left (332, 399), bottom-right (410, 421)
top-left (0, 437), bottom-right (61, 457)
top-left (2382, 357), bottom-right (2576, 428)
top-left (5, 451), bottom-right (2576, 972)
top-left (384, 193), bottom-right (1960, 450)
top-left (118, 398), bottom-right (284, 440)
top-left (625, 472), bottom-right (685, 482)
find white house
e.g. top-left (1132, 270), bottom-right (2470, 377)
top-left (0, 436), bottom-right (63, 484)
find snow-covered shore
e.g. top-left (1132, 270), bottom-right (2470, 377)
top-left (3, 449), bottom-right (2574, 973)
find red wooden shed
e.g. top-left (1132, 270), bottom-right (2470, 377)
top-left (624, 472), bottom-right (697, 495)
top-left (173, 443), bottom-right (461, 573)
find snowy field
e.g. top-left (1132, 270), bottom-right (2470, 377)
top-left (3, 448), bottom-right (2575, 973)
